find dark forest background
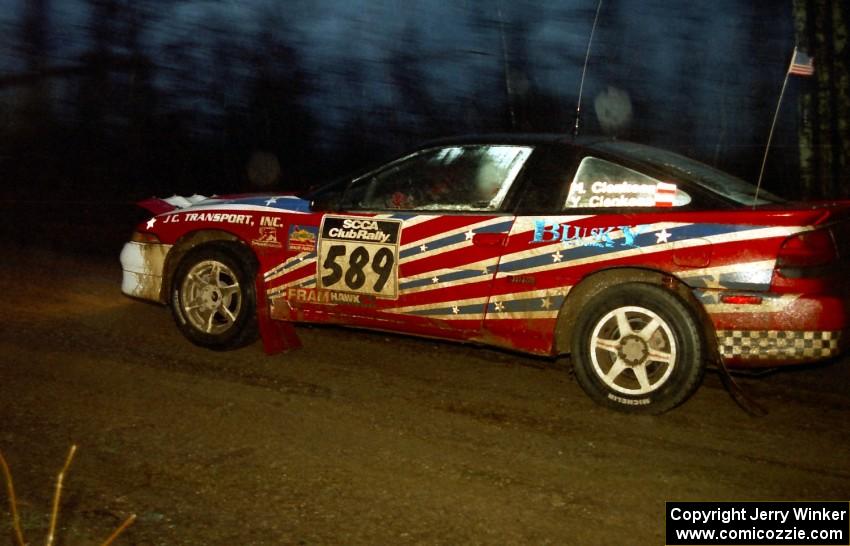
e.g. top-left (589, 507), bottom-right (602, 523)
top-left (0, 0), bottom-right (847, 217)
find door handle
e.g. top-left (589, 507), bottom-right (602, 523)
top-left (472, 232), bottom-right (508, 247)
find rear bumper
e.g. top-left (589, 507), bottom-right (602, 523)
top-left (716, 329), bottom-right (842, 365)
top-left (119, 242), bottom-right (172, 303)
top-left (695, 289), bottom-right (849, 366)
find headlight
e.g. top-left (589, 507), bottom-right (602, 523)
top-left (130, 231), bottom-right (161, 243)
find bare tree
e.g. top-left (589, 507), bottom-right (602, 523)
top-left (15, 0), bottom-right (51, 128)
top-left (794, 0), bottom-right (850, 199)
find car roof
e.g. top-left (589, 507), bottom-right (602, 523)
top-left (420, 133), bottom-right (608, 148)
top-left (414, 135), bottom-right (782, 206)
top-left (584, 140), bottom-right (693, 170)
top-left (419, 134), bottom-right (733, 181)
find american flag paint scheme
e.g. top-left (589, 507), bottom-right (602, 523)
top-left (121, 135), bottom-right (850, 413)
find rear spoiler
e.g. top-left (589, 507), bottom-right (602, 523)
top-left (790, 200), bottom-right (850, 263)
top-left (137, 194), bottom-right (209, 215)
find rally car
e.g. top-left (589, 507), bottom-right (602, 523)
top-left (120, 135), bottom-right (850, 413)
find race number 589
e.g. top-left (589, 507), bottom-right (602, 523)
top-left (317, 216), bottom-right (402, 298)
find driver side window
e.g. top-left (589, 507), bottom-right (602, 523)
top-left (344, 145), bottom-right (532, 211)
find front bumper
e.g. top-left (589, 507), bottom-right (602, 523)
top-left (119, 241), bottom-right (172, 302)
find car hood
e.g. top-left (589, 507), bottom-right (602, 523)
top-left (138, 193), bottom-right (312, 215)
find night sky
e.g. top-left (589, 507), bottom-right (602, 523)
top-left (0, 0), bottom-right (800, 189)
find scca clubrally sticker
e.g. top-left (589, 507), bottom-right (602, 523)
top-left (317, 215), bottom-right (402, 299)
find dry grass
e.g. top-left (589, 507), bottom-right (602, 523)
top-left (0, 445), bottom-right (136, 546)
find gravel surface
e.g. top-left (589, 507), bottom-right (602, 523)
top-left (2, 246), bottom-right (849, 545)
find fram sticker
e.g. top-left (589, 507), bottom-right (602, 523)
top-left (284, 287), bottom-right (376, 307)
top-left (287, 225), bottom-right (318, 252)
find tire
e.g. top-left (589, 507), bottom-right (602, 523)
top-left (170, 244), bottom-right (258, 350)
top-left (570, 283), bottom-right (705, 414)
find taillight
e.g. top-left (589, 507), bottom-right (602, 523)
top-left (775, 229), bottom-right (837, 273)
top-left (720, 294), bottom-right (763, 305)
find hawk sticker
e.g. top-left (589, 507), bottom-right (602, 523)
top-left (252, 227), bottom-right (282, 248)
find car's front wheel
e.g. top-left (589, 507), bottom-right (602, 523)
top-left (570, 283), bottom-right (705, 414)
top-left (171, 245), bottom-right (258, 350)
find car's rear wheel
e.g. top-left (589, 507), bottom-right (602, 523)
top-left (570, 283), bottom-right (705, 414)
top-left (171, 245), bottom-right (258, 350)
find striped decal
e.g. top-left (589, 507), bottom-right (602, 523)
top-left (264, 214), bottom-right (810, 340)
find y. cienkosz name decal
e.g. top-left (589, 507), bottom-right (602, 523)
top-left (568, 180), bottom-right (679, 208)
top-left (317, 216), bottom-right (402, 299)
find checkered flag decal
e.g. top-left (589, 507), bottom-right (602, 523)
top-left (716, 330), bottom-right (840, 360)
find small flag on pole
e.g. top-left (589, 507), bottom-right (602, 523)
top-left (788, 48), bottom-right (814, 76)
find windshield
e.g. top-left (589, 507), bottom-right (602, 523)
top-left (592, 141), bottom-right (786, 206)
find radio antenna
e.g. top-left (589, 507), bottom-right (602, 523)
top-left (497, 1), bottom-right (516, 129)
top-left (573, 0), bottom-right (603, 138)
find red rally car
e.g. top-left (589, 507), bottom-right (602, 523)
top-left (120, 135), bottom-right (850, 413)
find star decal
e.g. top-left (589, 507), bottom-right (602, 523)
top-left (451, 305), bottom-right (460, 315)
top-left (540, 296), bottom-right (552, 309)
top-left (431, 276), bottom-right (439, 284)
top-left (493, 301), bottom-right (505, 312)
top-left (146, 217), bottom-right (156, 230)
top-left (465, 230), bottom-right (474, 241)
top-left (265, 197), bottom-right (278, 206)
top-left (551, 252), bottom-right (563, 263)
top-left (419, 244), bottom-right (428, 252)
top-left (655, 228), bottom-right (672, 244)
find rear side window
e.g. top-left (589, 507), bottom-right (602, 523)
top-left (565, 156), bottom-right (691, 209)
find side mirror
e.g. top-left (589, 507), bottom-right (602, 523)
top-left (310, 193), bottom-right (340, 212)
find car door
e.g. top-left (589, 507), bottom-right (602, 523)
top-left (278, 144), bottom-right (535, 341)
top-left (485, 150), bottom-right (696, 354)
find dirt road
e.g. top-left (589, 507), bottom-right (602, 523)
top-left (2, 245), bottom-right (850, 545)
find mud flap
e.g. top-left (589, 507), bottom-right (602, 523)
top-left (255, 271), bottom-right (302, 355)
top-left (713, 356), bottom-right (768, 417)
